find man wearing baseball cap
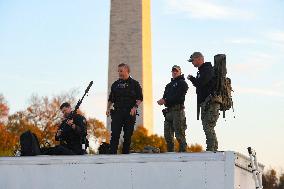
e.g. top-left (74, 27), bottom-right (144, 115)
top-left (187, 52), bottom-right (220, 151)
top-left (157, 65), bottom-right (188, 152)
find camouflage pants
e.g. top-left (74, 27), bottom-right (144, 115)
top-left (201, 101), bottom-right (220, 151)
top-left (164, 106), bottom-right (187, 152)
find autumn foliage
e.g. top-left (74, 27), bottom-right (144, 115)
top-left (130, 125), bottom-right (203, 153)
top-left (262, 169), bottom-right (284, 189)
top-left (0, 92), bottom-right (203, 156)
top-left (0, 92), bottom-right (110, 156)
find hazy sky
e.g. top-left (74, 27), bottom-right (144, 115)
top-left (1, 0), bottom-right (284, 170)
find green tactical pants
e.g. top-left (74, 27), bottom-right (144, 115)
top-left (200, 101), bottom-right (220, 151)
top-left (164, 105), bottom-right (187, 152)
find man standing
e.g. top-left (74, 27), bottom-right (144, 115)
top-left (106, 63), bottom-right (143, 154)
top-left (157, 65), bottom-right (188, 152)
top-left (187, 52), bottom-right (220, 151)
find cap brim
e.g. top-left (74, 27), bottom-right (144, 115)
top-left (187, 58), bottom-right (193, 62)
top-left (172, 68), bottom-right (180, 72)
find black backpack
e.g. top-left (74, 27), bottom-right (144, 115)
top-left (213, 54), bottom-right (234, 118)
top-left (20, 130), bottom-right (41, 156)
top-left (98, 142), bottom-right (110, 154)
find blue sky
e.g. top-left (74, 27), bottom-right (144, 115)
top-left (1, 0), bottom-right (284, 170)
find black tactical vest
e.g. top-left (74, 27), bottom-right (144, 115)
top-left (113, 78), bottom-right (137, 109)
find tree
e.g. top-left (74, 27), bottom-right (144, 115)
top-left (187, 143), bottom-right (203, 152)
top-left (130, 125), bottom-right (203, 153)
top-left (263, 169), bottom-right (278, 189)
top-left (6, 111), bottom-right (45, 145)
top-left (87, 118), bottom-right (110, 144)
top-left (0, 94), bottom-right (9, 122)
top-left (3, 90), bottom-right (112, 154)
top-left (278, 173), bottom-right (284, 189)
top-left (0, 123), bottom-right (17, 156)
top-left (5, 91), bottom-right (78, 146)
top-left (130, 125), bottom-right (167, 153)
top-left (0, 95), bottom-right (17, 156)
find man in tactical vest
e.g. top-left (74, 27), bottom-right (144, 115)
top-left (157, 65), bottom-right (188, 152)
top-left (106, 63), bottom-right (143, 154)
top-left (187, 52), bottom-right (220, 151)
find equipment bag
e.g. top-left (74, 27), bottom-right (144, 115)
top-left (20, 130), bottom-right (41, 156)
top-left (213, 54), bottom-right (234, 118)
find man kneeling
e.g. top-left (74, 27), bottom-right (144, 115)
top-left (42, 102), bottom-right (88, 155)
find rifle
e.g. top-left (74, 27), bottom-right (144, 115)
top-left (57, 81), bottom-right (93, 143)
top-left (66, 81), bottom-right (93, 120)
top-left (197, 103), bottom-right (200, 120)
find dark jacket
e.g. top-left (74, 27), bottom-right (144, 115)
top-left (188, 62), bottom-right (215, 105)
top-left (56, 114), bottom-right (87, 155)
top-left (108, 77), bottom-right (143, 110)
top-left (163, 75), bottom-right (188, 108)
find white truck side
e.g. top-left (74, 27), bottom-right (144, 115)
top-left (0, 151), bottom-right (264, 189)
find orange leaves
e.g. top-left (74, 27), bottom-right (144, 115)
top-left (0, 123), bottom-right (17, 156)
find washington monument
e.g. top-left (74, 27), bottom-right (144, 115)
top-left (107, 0), bottom-right (153, 134)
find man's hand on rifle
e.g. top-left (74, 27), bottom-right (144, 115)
top-left (130, 107), bottom-right (137, 116)
top-left (67, 119), bottom-right (76, 129)
top-left (56, 129), bottom-right (62, 137)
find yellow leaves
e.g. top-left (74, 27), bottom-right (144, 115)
top-left (131, 125), bottom-right (166, 153)
top-left (0, 124), bottom-right (17, 156)
top-left (0, 92), bottom-right (204, 156)
top-left (87, 118), bottom-right (110, 143)
top-left (187, 143), bottom-right (203, 152)
top-left (131, 125), bottom-right (203, 153)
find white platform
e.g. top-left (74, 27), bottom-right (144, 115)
top-left (0, 151), bottom-right (264, 189)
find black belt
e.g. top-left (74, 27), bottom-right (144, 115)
top-left (113, 107), bottom-right (132, 111)
top-left (168, 104), bottom-right (185, 111)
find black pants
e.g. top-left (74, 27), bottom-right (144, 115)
top-left (41, 145), bottom-right (76, 155)
top-left (110, 109), bottom-right (136, 154)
